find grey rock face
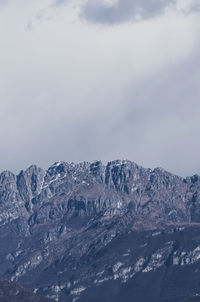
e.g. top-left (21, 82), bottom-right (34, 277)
top-left (1, 160), bottom-right (200, 301)
top-left (1, 159), bottom-right (200, 227)
top-left (0, 171), bottom-right (27, 227)
top-left (17, 165), bottom-right (45, 213)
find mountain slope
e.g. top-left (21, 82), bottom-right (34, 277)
top-left (1, 160), bottom-right (200, 301)
top-left (0, 278), bottom-right (53, 302)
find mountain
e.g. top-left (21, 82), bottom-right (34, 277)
top-left (1, 160), bottom-right (200, 301)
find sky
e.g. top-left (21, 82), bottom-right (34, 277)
top-left (0, 0), bottom-right (200, 176)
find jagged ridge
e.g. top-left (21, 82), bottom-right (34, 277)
top-left (1, 160), bottom-right (200, 228)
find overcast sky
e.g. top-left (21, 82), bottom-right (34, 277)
top-left (0, 0), bottom-right (200, 176)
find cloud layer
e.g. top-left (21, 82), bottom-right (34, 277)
top-left (81, 0), bottom-right (175, 23)
top-left (0, 0), bottom-right (200, 176)
top-left (58, 0), bottom-right (200, 24)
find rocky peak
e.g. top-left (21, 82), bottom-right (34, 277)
top-left (105, 160), bottom-right (146, 192)
top-left (0, 170), bottom-right (17, 190)
top-left (17, 166), bottom-right (45, 202)
top-left (89, 161), bottom-right (105, 183)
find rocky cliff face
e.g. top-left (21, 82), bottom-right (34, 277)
top-left (1, 160), bottom-right (200, 301)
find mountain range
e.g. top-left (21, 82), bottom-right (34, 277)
top-left (1, 160), bottom-right (200, 301)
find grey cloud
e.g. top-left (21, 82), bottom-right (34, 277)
top-left (80, 0), bottom-right (200, 24)
top-left (52, 0), bottom-right (200, 24)
top-left (1, 0), bottom-right (200, 178)
top-left (81, 0), bottom-right (175, 24)
top-left (3, 50), bottom-right (200, 177)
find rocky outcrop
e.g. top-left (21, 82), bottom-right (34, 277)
top-left (17, 165), bottom-right (45, 212)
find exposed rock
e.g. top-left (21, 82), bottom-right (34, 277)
top-left (1, 160), bottom-right (200, 301)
